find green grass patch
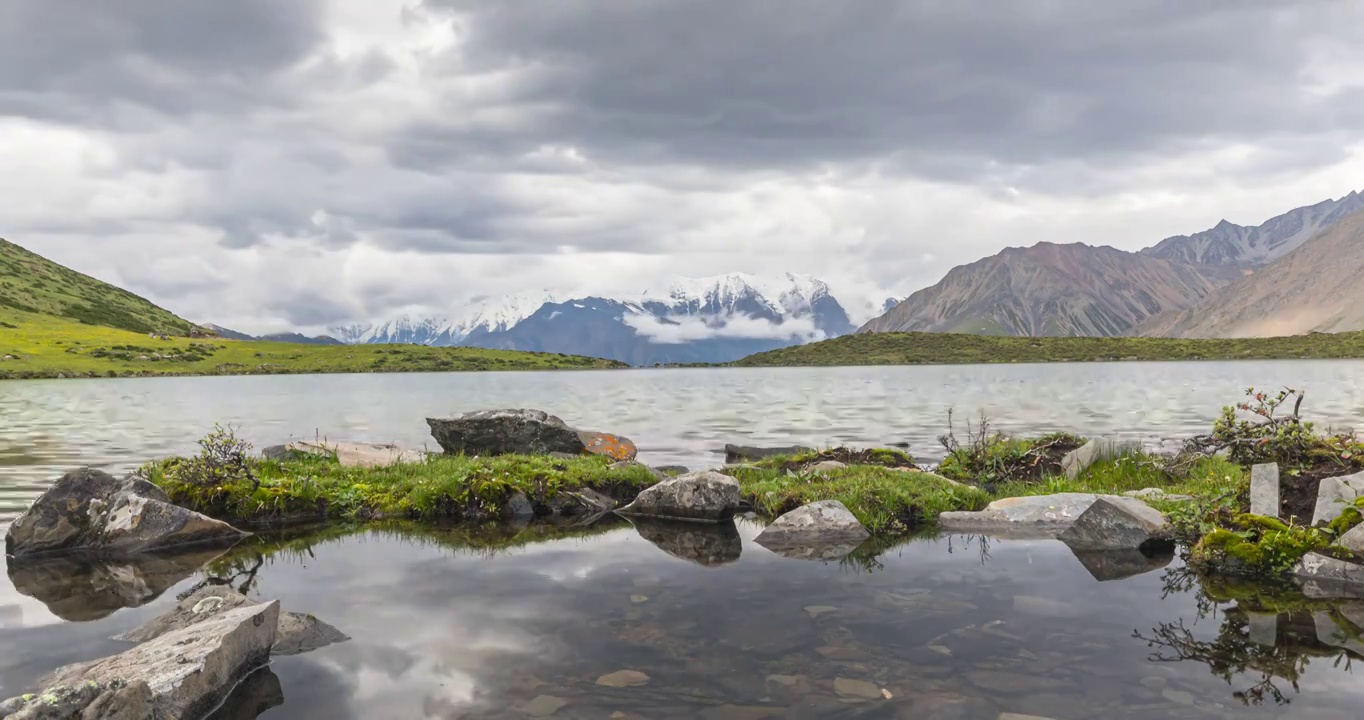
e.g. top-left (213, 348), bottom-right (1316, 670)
top-left (730, 330), bottom-right (1364, 367)
top-left (142, 453), bottom-right (657, 526)
top-left (0, 306), bottom-right (624, 379)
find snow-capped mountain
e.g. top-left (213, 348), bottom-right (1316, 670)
top-left (1142, 189), bottom-right (1364, 267)
top-left (329, 273), bottom-right (856, 365)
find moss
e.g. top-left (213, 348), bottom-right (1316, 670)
top-left (1191, 519), bottom-right (1334, 577)
top-left (1327, 500), bottom-right (1364, 536)
top-left (143, 453), bottom-right (658, 526)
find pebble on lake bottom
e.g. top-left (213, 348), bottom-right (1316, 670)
top-left (630, 595), bottom-right (649, 603)
top-left (519, 695), bottom-right (568, 717)
top-left (833, 678), bottom-right (883, 700)
top-left (596, 670), bottom-right (651, 688)
top-left (804, 605), bottom-right (838, 618)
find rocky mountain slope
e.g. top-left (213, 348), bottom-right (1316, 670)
top-left (1149, 210), bottom-right (1364, 338)
top-left (859, 243), bottom-right (1230, 337)
top-left (0, 238), bottom-right (201, 336)
top-left (1142, 189), bottom-right (1363, 267)
top-left (332, 273), bottom-right (856, 365)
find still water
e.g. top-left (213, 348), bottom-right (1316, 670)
top-left (3, 361), bottom-right (1364, 521)
top-left (3, 519), bottom-right (1363, 719)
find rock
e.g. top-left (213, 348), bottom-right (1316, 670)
top-left (1313, 471), bottom-right (1364, 526)
top-left (506, 492), bottom-right (535, 518)
top-left (653, 465), bottom-right (690, 477)
top-left (4, 468), bottom-right (249, 559)
top-left (631, 518), bottom-right (742, 566)
top-left (753, 501), bottom-right (870, 555)
top-left (520, 695), bottom-right (569, 717)
top-left (1067, 547), bottom-right (1174, 582)
top-left (596, 670), bottom-right (650, 688)
top-left (271, 440), bottom-right (426, 468)
top-left (833, 678), bottom-right (883, 700)
top-left (1338, 524), bottom-right (1364, 555)
top-left (114, 585), bottom-right (348, 657)
top-left (5, 547), bottom-right (230, 621)
top-left (558, 488), bottom-right (619, 515)
top-left (37, 601), bottom-right (278, 720)
top-left (577, 431), bottom-right (637, 461)
top-left (1293, 552), bottom-right (1364, 586)
top-left (425, 408), bottom-right (635, 460)
top-left (808, 460), bottom-right (847, 472)
top-left (1061, 438), bottom-right (1143, 480)
top-left (617, 470), bottom-right (741, 522)
top-left (939, 493), bottom-right (1154, 535)
top-left (724, 444), bottom-right (813, 463)
top-left (0, 681), bottom-right (154, 720)
top-left (1250, 462), bottom-right (1280, 518)
top-left (1122, 488), bottom-right (1193, 501)
top-left (1056, 498), bottom-right (1172, 550)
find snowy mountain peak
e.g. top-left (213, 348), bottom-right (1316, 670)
top-left (644, 272), bottom-right (832, 316)
top-left (449, 290), bottom-right (560, 337)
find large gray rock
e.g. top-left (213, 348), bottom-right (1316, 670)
top-left (617, 471), bottom-right (741, 522)
top-left (425, 409), bottom-right (637, 460)
top-left (115, 585), bottom-right (349, 657)
top-left (939, 493), bottom-right (1153, 536)
top-left (32, 601), bottom-right (278, 720)
top-left (4, 468), bottom-right (249, 559)
top-left (6, 547), bottom-right (231, 622)
top-left (754, 500), bottom-right (870, 552)
top-left (1338, 524), bottom-right (1364, 555)
top-left (1312, 471), bottom-right (1364, 527)
top-left (1293, 552), bottom-right (1364, 586)
top-left (1250, 463), bottom-right (1280, 517)
top-left (1061, 438), bottom-right (1143, 480)
top-left (0, 681), bottom-right (153, 720)
top-left (724, 444), bottom-right (813, 463)
top-left (267, 440), bottom-right (426, 468)
top-left (1056, 498), bottom-right (1172, 550)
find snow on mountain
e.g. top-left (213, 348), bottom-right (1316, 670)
top-left (639, 272), bottom-right (843, 319)
top-left (331, 291), bottom-right (560, 346)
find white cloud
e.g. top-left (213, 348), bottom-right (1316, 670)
top-left (623, 313), bottom-right (824, 345)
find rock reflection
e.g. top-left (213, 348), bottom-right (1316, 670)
top-left (206, 667), bottom-right (284, 720)
top-left (1135, 568), bottom-right (1364, 706)
top-left (1069, 546), bottom-right (1174, 582)
top-left (630, 519), bottom-right (742, 566)
top-left (6, 547), bottom-right (228, 621)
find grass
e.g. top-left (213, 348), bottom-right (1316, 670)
top-left (0, 307), bottom-right (625, 379)
top-left (731, 330), bottom-right (1364, 367)
top-left (0, 237), bottom-right (201, 335)
top-left (142, 452), bottom-right (658, 526)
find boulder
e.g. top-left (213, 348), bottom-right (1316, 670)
top-left (4, 468), bottom-right (249, 559)
top-left (1312, 471), bottom-right (1364, 527)
top-left (266, 440), bottom-right (426, 468)
top-left (939, 493), bottom-right (1153, 536)
top-left (724, 444), bottom-right (813, 463)
top-left (115, 585), bottom-right (349, 657)
top-left (1061, 438), bottom-right (1143, 480)
top-left (1250, 463), bottom-right (1280, 518)
top-left (631, 519), bottom-right (742, 566)
top-left (1293, 552), bottom-right (1364, 586)
top-left (33, 601), bottom-right (278, 720)
top-left (617, 471), bottom-right (741, 522)
top-left (1056, 498), bottom-right (1172, 551)
top-left (1338, 524), bottom-right (1364, 555)
top-left (425, 409), bottom-right (635, 460)
top-left (754, 501), bottom-right (870, 549)
top-left (0, 681), bottom-right (153, 720)
top-left (6, 546), bottom-right (231, 622)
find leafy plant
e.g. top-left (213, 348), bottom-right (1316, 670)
top-left (937, 409), bottom-right (1082, 488)
top-left (143, 423), bottom-right (260, 491)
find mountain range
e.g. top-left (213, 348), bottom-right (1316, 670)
top-left (858, 189), bottom-right (1364, 339)
top-left (325, 273), bottom-right (856, 366)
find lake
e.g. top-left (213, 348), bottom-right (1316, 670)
top-left (3, 361), bottom-right (1364, 718)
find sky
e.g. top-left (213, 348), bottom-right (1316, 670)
top-left (3, 0), bottom-right (1364, 335)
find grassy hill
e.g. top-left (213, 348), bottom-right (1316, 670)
top-left (732, 331), bottom-right (1364, 367)
top-left (0, 238), bottom-right (624, 379)
top-left (0, 238), bottom-right (202, 335)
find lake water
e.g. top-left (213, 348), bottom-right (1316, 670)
top-left (3, 519), bottom-right (1364, 719)
top-left (4, 362), bottom-right (1364, 718)
top-left (3, 361), bottom-right (1364, 523)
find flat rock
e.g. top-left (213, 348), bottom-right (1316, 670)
top-left (753, 500), bottom-right (870, 554)
top-left (833, 677), bottom-right (883, 700)
top-left (1293, 552), bottom-right (1364, 586)
top-left (1338, 524), bottom-right (1364, 555)
top-left (617, 471), bottom-right (741, 522)
top-left (1061, 438), bottom-right (1142, 480)
top-left (1250, 463), bottom-right (1280, 518)
top-left (5, 468), bottom-right (249, 559)
top-left (1313, 471), bottom-right (1364, 526)
top-left (939, 493), bottom-right (1155, 535)
top-left (631, 518), bottom-right (742, 566)
top-left (520, 695), bottom-right (569, 717)
top-left (38, 601), bottom-right (278, 720)
top-left (115, 585), bottom-right (348, 657)
top-left (596, 670), bottom-right (650, 688)
top-left (1056, 497), bottom-right (1172, 550)
top-left (275, 440), bottom-right (426, 468)
top-left (724, 444), bottom-right (813, 463)
top-left (577, 431), bottom-right (637, 461)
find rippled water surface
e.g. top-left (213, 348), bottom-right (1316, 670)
top-left (3, 520), bottom-right (1364, 719)
top-left (3, 362), bottom-right (1364, 522)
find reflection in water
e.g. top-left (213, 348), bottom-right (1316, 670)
top-left (207, 667), bottom-right (285, 720)
top-left (6, 547), bottom-right (231, 621)
top-left (629, 518), bottom-right (743, 566)
top-left (1070, 546), bottom-right (1175, 582)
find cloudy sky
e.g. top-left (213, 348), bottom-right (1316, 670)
top-left (3, 1), bottom-right (1364, 334)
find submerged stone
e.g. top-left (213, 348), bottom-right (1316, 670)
top-left (1313, 471), bottom-right (1364, 527)
top-left (596, 670), bottom-right (650, 688)
top-left (833, 678), bottom-right (882, 700)
top-left (5, 468), bottom-right (249, 559)
top-left (1056, 498), bottom-right (1172, 551)
top-left (617, 470), bottom-right (741, 522)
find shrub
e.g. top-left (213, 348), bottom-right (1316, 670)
top-left (142, 424), bottom-right (259, 491)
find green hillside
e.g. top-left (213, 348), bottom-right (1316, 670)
top-left (0, 238), bottom-right (201, 335)
top-left (733, 331), bottom-right (1364, 367)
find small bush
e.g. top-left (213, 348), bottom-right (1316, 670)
top-left (144, 424), bottom-right (258, 490)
